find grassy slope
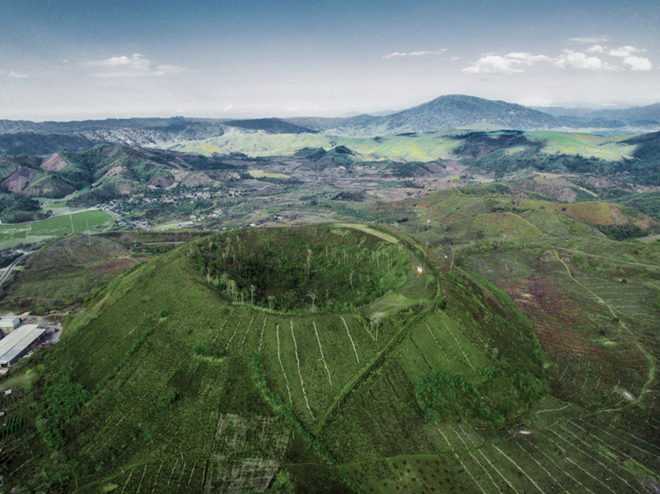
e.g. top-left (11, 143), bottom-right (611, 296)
top-left (528, 131), bottom-right (637, 160)
top-left (172, 130), bottom-right (639, 163)
top-left (0, 234), bottom-right (139, 311)
top-left (368, 187), bottom-right (657, 246)
top-left (172, 132), bottom-right (461, 162)
top-left (0, 224), bottom-right (549, 493)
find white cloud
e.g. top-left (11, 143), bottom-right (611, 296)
top-left (569, 36), bottom-right (609, 43)
top-left (462, 52), bottom-right (549, 74)
top-left (608, 46), bottom-right (643, 58)
top-left (587, 45), bottom-right (605, 53)
top-left (222, 104), bottom-right (235, 112)
top-left (450, 56), bottom-right (460, 61)
top-left (463, 42), bottom-right (656, 76)
top-left (462, 55), bottom-right (523, 74)
top-left (553, 50), bottom-right (613, 71)
top-left (0, 69), bottom-right (28, 78)
top-left (383, 49), bottom-right (447, 59)
top-left (623, 56), bottom-right (653, 71)
top-left (83, 53), bottom-right (186, 78)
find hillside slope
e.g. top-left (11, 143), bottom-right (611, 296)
top-left (1, 224), bottom-right (550, 493)
top-left (0, 145), bottom-right (246, 203)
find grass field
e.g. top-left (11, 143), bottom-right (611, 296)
top-left (171, 132), bottom-right (462, 162)
top-left (0, 209), bottom-right (112, 248)
top-left (528, 131), bottom-right (637, 161)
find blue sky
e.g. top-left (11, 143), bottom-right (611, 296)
top-left (1, 0), bottom-right (659, 120)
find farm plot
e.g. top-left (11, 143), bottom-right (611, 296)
top-left (469, 251), bottom-right (535, 282)
top-left (93, 458), bottom-right (207, 494)
top-left (256, 311), bottom-right (388, 427)
top-left (576, 274), bottom-right (659, 324)
top-left (0, 209), bottom-right (112, 248)
top-left (418, 419), bottom-right (657, 494)
top-left (204, 413), bottom-right (290, 494)
top-left (496, 272), bottom-right (649, 409)
top-left (396, 312), bottom-right (489, 384)
top-left (319, 358), bottom-right (436, 464)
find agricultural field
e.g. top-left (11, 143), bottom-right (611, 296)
top-left (0, 208), bottom-right (112, 249)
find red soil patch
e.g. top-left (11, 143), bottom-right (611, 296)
top-left (94, 258), bottom-right (134, 274)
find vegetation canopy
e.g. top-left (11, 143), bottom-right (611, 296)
top-left (188, 226), bottom-right (411, 312)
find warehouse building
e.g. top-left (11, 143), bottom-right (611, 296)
top-left (0, 324), bottom-right (45, 366)
top-left (0, 316), bottom-right (21, 332)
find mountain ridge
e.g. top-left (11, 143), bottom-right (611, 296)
top-left (1, 95), bottom-right (660, 156)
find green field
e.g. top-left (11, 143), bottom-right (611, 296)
top-left (0, 209), bottom-right (112, 248)
top-left (171, 132), bottom-right (462, 162)
top-left (170, 130), bottom-right (644, 166)
top-left (528, 131), bottom-right (637, 161)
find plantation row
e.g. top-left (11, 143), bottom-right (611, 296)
top-left (344, 414), bottom-right (660, 494)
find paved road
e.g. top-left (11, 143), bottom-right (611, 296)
top-left (0, 253), bottom-right (28, 286)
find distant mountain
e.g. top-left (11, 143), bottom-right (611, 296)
top-left (288, 95), bottom-right (563, 135)
top-left (223, 118), bottom-right (315, 134)
top-left (0, 117), bottom-right (317, 156)
top-left (2, 96), bottom-right (660, 157)
top-left (286, 113), bottom-right (382, 134)
top-left (0, 132), bottom-right (104, 156)
top-left (530, 103), bottom-right (660, 129)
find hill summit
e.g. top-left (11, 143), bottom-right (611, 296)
top-left (4, 224), bottom-right (548, 492)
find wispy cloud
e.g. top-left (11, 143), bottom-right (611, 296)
top-left (83, 53), bottom-right (186, 78)
top-left (569, 36), bottom-right (609, 43)
top-left (0, 69), bottom-right (29, 79)
top-left (383, 49), bottom-right (447, 59)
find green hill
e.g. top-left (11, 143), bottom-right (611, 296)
top-left (1, 224), bottom-right (551, 493)
top-left (0, 145), bottom-right (246, 205)
top-left (367, 185), bottom-right (658, 245)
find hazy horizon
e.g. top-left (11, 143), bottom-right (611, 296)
top-left (1, 0), bottom-right (659, 121)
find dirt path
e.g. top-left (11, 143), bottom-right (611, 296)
top-left (332, 223), bottom-right (399, 244)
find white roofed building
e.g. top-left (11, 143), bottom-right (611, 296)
top-left (0, 324), bottom-right (45, 366)
top-left (0, 316), bottom-right (21, 332)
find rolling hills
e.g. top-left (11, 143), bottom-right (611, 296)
top-left (2, 95), bottom-right (659, 158)
top-left (0, 144), bottom-right (246, 204)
